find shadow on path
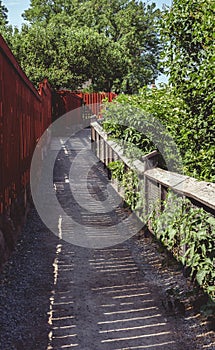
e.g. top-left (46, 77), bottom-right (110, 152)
top-left (0, 128), bottom-right (190, 350)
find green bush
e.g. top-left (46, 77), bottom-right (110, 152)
top-left (108, 161), bottom-right (141, 211)
top-left (103, 86), bottom-right (215, 182)
top-left (150, 191), bottom-right (215, 300)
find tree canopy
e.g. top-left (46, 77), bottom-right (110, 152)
top-left (9, 0), bottom-right (162, 92)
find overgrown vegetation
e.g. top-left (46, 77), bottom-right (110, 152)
top-left (102, 0), bottom-right (215, 182)
top-left (160, 0), bottom-right (215, 183)
top-left (108, 160), bottom-right (141, 211)
top-left (102, 85), bottom-right (214, 182)
top-left (102, 91), bottom-right (185, 174)
top-left (106, 154), bottom-right (215, 300)
top-left (161, 0), bottom-right (214, 132)
top-left (161, 0), bottom-right (215, 181)
top-left (150, 192), bottom-right (215, 300)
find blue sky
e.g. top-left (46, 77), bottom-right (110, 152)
top-left (3, 0), bottom-right (172, 84)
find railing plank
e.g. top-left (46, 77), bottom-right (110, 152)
top-left (145, 168), bottom-right (215, 211)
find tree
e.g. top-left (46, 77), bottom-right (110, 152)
top-left (13, 0), bottom-right (162, 92)
top-left (75, 0), bottom-right (162, 92)
top-left (160, 0), bottom-right (215, 180)
top-left (11, 23), bottom-right (127, 90)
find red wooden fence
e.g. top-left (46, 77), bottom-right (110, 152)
top-left (53, 91), bottom-right (117, 120)
top-left (75, 92), bottom-right (117, 116)
top-left (0, 34), bottom-right (117, 211)
top-left (52, 90), bottom-right (117, 122)
top-left (0, 35), bottom-right (52, 216)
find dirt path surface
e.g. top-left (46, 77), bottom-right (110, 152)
top-left (0, 129), bottom-right (214, 350)
top-left (46, 243), bottom-right (184, 350)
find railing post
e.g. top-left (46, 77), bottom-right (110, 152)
top-left (91, 125), bottom-right (96, 154)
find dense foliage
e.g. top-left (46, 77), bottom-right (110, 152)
top-left (150, 192), bottom-right (215, 300)
top-left (11, 25), bottom-right (126, 90)
top-left (108, 160), bottom-right (141, 211)
top-left (160, 0), bottom-right (215, 181)
top-left (161, 0), bottom-right (214, 120)
top-left (103, 86), bottom-right (214, 181)
top-left (101, 0), bottom-right (215, 182)
top-left (102, 0), bottom-right (215, 182)
top-left (6, 0), bottom-right (162, 92)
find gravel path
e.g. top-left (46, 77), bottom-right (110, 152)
top-left (0, 129), bottom-right (214, 350)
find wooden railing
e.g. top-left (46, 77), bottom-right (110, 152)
top-left (91, 121), bottom-right (215, 217)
